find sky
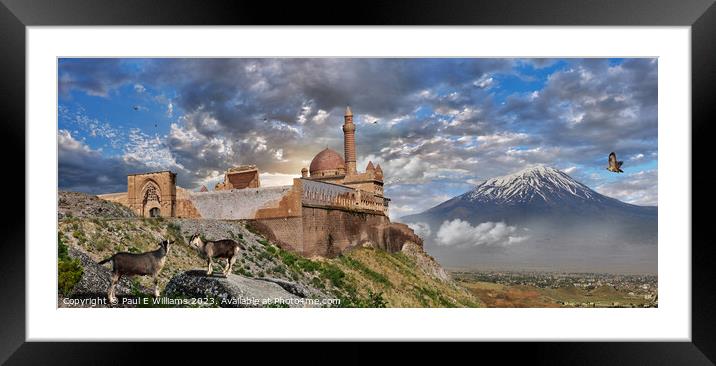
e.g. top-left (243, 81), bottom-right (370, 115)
top-left (57, 58), bottom-right (658, 219)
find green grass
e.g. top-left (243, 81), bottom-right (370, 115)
top-left (413, 285), bottom-right (457, 307)
top-left (58, 260), bottom-right (83, 296)
top-left (276, 248), bottom-right (321, 273)
top-left (58, 232), bottom-right (69, 259)
top-left (318, 263), bottom-right (346, 288)
top-left (72, 230), bottom-right (86, 244)
top-left (58, 233), bottom-right (83, 296)
top-left (235, 266), bottom-right (253, 277)
top-left (228, 230), bottom-right (244, 242)
top-left (340, 255), bottom-right (391, 288)
top-left (166, 222), bottom-right (185, 245)
top-left (95, 237), bottom-right (111, 251)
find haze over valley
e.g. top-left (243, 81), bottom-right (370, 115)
top-left (402, 166), bottom-right (657, 273)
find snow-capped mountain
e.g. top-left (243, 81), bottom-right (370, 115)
top-left (400, 166), bottom-right (657, 273)
top-left (463, 166), bottom-right (601, 204)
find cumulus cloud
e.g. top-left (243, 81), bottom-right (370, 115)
top-left (58, 130), bottom-right (151, 194)
top-left (58, 129), bottom-right (91, 153)
top-left (436, 219), bottom-right (528, 248)
top-left (312, 109), bottom-right (329, 124)
top-left (58, 58), bottom-right (657, 215)
top-left (595, 170), bottom-right (658, 206)
top-left (473, 74), bottom-right (495, 89)
top-left (123, 128), bottom-right (184, 171)
top-left (59, 59), bottom-right (132, 97)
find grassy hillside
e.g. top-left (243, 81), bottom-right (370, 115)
top-left (57, 193), bottom-right (481, 308)
top-left (332, 246), bottom-right (480, 307)
top-left (59, 217), bottom-right (205, 291)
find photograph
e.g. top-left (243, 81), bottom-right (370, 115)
top-left (2, 0), bottom-right (711, 360)
top-left (56, 57), bottom-right (658, 309)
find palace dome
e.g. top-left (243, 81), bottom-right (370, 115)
top-left (309, 148), bottom-right (345, 177)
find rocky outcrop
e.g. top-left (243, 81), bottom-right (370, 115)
top-left (385, 222), bottom-right (424, 252)
top-left (58, 246), bottom-right (153, 308)
top-left (255, 277), bottom-right (313, 298)
top-left (59, 191), bottom-right (136, 219)
top-left (67, 246), bottom-right (137, 296)
top-left (400, 242), bottom-right (451, 283)
top-left (164, 270), bottom-right (314, 308)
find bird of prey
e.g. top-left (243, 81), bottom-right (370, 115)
top-left (607, 152), bottom-right (624, 173)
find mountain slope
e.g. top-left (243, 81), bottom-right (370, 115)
top-left (401, 166), bottom-right (657, 273)
top-left (58, 191), bottom-right (481, 307)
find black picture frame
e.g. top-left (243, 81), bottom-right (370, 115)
top-left (1, 0), bottom-right (714, 363)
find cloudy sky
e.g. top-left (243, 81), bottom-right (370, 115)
top-left (58, 58), bottom-right (658, 219)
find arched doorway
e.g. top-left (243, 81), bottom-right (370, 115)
top-left (141, 180), bottom-right (162, 218)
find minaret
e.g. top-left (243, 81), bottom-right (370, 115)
top-left (342, 105), bottom-right (357, 175)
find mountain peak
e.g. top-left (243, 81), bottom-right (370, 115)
top-left (464, 165), bottom-right (601, 205)
top-left (514, 164), bottom-right (558, 174)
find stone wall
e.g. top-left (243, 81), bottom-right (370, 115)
top-left (127, 171), bottom-right (177, 217)
top-left (247, 217), bottom-right (304, 254)
top-left (216, 168), bottom-right (260, 190)
top-left (188, 185), bottom-right (294, 220)
top-left (175, 187), bottom-right (201, 218)
top-left (97, 172), bottom-right (419, 259)
top-left (384, 222), bottom-right (424, 253)
top-left (226, 169), bottom-right (260, 189)
top-left (254, 179), bottom-right (302, 219)
top-left (246, 205), bottom-right (421, 258)
top-left (300, 206), bottom-right (419, 257)
top-left (301, 178), bottom-right (386, 215)
top-left (97, 192), bottom-right (128, 205)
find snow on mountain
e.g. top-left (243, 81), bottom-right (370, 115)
top-left (399, 165), bottom-right (658, 272)
top-left (463, 165), bottom-right (600, 204)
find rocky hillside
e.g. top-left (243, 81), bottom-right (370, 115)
top-left (58, 191), bottom-right (481, 308)
top-left (58, 191), bottom-right (136, 219)
top-left (165, 271), bottom-right (306, 308)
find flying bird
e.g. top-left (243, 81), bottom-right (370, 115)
top-left (133, 105), bottom-right (140, 111)
top-left (607, 152), bottom-right (624, 173)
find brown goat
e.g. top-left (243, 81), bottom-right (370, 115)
top-left (98, 240), bottom-right (172, 303)
top-left (189, 233), bottom-right (242, 277)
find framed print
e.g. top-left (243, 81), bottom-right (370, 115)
top-left (2, 0), bottom-right (714, 363)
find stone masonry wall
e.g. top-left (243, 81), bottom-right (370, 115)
top-left (175, 187), bottom-right (201, 218)
top-left (188, 186), bottom-right (293, 220)
top-left (301, 206), bottom-right (390, 257)
top-left (97, 192), bottom-right (128, 205)
top-left (247, 217), bottom-right (304, 254)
